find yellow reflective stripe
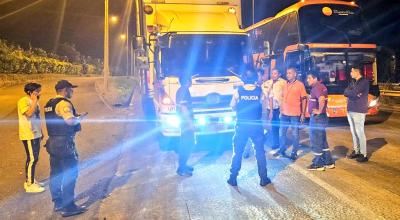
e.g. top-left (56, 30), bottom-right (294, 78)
top-left (27, 140), bottom-right (34, 184)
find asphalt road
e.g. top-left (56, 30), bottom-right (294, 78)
top-left (0, 78), bottom-right (399, 219)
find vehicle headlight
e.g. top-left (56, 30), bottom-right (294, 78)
top-left (368, 98), bottom-right (379, 108)
top-left (223, 116), bottom-right (233, 124)
top-left (162, 96), bottom-right (172, 105)
top-left (165, 115), bottom-right (180, 127)
top-left (196, 116), bottom-right (207, 126)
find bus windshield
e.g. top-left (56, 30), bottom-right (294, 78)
top-left (299, 4), bottom-right (372, 44)
top-left (311, 52), bottom-right (376, 93)
top-left (161, 34), bottom-right (248, 77)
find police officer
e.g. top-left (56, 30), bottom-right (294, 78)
top-left (175, 76), bottom-right (195, 177)
top-left (227, 67), bottom-right (271, 187)
top-left (44, 80), bottom-right (88, 217)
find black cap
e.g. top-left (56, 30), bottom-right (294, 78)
top-left (55, 80), bottom-right (78, 90)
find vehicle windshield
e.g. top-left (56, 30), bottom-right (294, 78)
top-left (299, 4), bottom-right (372, 44)
top-left (311, 52), bottom-right (376, 93)
top-left (161, 34), bottom-right (249, 77)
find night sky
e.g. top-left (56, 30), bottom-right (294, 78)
top-left (0, 0), bottom-right (399, 60)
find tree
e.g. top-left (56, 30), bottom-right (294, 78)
top-left (57, 42), bottom-right (81, 64)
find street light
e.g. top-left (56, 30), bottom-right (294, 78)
top-left (120, 34), bottom-right (127, 40)
top-left (110, 15), bottom-right (119, 24)
top-left (104, 0), bottom-right (110, 90)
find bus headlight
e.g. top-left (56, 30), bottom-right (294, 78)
top-left (165, 115), bottom-right (181, 127)
top-left (369, 97), bottom-right (379, 108)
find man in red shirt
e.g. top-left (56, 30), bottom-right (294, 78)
top-left (274, 68), bottom-right (307, 160)
top-left (306, 73), bottom-right (335, 171)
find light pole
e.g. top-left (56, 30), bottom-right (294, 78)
top-left (103, 0), bottom-right (110, 90)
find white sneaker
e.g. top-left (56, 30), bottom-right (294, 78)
top-left (24, 182), bottom-right (45, 193)
top-left (269, 149), bottom-right (279, 155)
top-left (34, 179), bottom-right (45, 187)
top-left (325, 164), bottom-right (336, 169)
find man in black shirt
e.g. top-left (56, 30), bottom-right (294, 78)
top-left (175, 76), bottom-right (195, 176)
top-left (344, 66), bottom-right (370, 162)
top-left (227, 67), bottom-right (271, 187)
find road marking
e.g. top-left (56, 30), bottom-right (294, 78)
top-left (289, 163), bottom-right (385, 220)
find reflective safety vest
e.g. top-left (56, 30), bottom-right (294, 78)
top-left (236, 86), bottom-right (262, 122)
top-left (44, 98), bottom-right (80, 136)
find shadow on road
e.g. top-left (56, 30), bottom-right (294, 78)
top-left (332, 145), bottom-right (349, 161)
top-left (75, 168), bottom-right (137, 208)
top-left (367, 138), bottom-right (387, 155)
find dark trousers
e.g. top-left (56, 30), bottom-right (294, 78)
top-left (178, 128), bottom-right (195, 170)
top-left (22, 138), bottom-right (41, 184)
top-left (279, 115), bottom-right (300, 155)
top-left (266, 108), bottom-right (280, 149)
top-left (48, 136), bottom-right (79, 207)
top-left (309, 114), bottom-right (334, 165)
top-left (230, 123), bottom-right (267, 179)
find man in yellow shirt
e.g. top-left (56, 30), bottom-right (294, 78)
top-left (17, 82), bottom-right (45, 193)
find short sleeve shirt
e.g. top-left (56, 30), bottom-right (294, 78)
top-left (281, 80), bottom-right (307, 116)
top-left (54, 95), bottom-right (74, 120)
top-left (308, 82), bottom-right (328, 114)
top-left (261, 78), bottom-right (286, 109)
top-left (17, 96), bottom-right (42, 140)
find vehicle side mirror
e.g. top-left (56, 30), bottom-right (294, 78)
top-left (158, 32), bottom-right (177, 48)
top-left (134, 36), bottom-right (145, 50)
top-left (135, 55), bottom-right (149, 70)
top-left (263, 41), bottom-right (271, 56)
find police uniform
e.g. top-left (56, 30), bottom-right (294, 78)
top-left (44, 82), bottom-right (85, 215)
top-left (228, 83), bottom-right (270, 186)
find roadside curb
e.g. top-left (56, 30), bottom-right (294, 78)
top-left (94, 79), bottom-right (114, 111)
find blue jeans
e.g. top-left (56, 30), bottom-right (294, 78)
top-left (279, 114), bottom-right (300, 155)
top-left (230, 123), bottom-right (267, 179)
top-left (266, 108), bottom-right (280, 149)
top-left (347, 112), bottom-right (367, 156)
top-left (310, 114), bottom-right (333, 165)
top-left (178, 124), bottom-right (195, 170)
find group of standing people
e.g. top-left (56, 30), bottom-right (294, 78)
top-left (16, 66), bottom-right (370, 216)
top-left (175, 65), bottom-right (370, 187)
top-left (17, 80), bottom-right (87, 217)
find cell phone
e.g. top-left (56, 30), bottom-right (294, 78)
top-left (80, 112), bottom-right (89, 117)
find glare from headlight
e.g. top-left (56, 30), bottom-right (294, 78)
top-left (166, 115), bottom-right (180, 127)
top-left (223, 116), bottom-right (233, 124)
top-left (197, 116), bottom-right (207, 126)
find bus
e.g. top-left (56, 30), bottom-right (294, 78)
top-left (133, 1), bottom-right (248, 148)
top-left (245, 0), bottom-right (380, 117)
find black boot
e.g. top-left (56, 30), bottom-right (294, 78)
top-left (61, 204), bottom-right (87, 217)
top-left (227, 175), bottom-right (237, 186)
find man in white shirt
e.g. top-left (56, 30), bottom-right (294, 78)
top-left (17, 82), bottom-right (45, 193)
top-left (262, 69), bottom-right (286, 150)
